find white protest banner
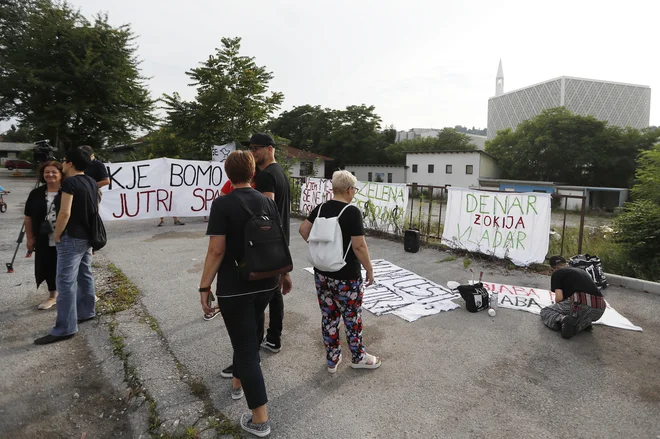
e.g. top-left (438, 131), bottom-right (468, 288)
top-left (304, 259), bottom-right (461, 322)
top-left (442, 187), bottom-right (551, 266)
top-left (211, 142), bottom-right (235, 162)
top-left (482, 281), bottom-right (642, 332)
top-left (100, 158), bottom-right (228, 221)
top-left (299, 178), bottom-right (408, 233)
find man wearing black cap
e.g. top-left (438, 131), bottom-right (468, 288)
top-left (541, 255), bottom-right (607, 339)
top-left (220, 133), bottom-right (292, 379)
top-left (78, 145), bottom-right (109, 203)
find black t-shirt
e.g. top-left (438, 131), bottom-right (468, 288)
top-left (85, 159), bottom-right (109, 183)
top-left (56, 174), bottom-right (97, 240)
top-left (254, 163), bottom-right (290, 244)
top-left (550, 267), bottom-right (602, 301)
top-left (24, 185), bottom-right (61, 242)
top-left (206, 188), bottom-right (281, 297)
top-left (307, 200), bottom-right (365, 280)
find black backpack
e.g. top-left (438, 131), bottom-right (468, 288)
top-left (84, 175), bottom-right (106, 251)
top-left (234, 194), bottom-right (293, 281)
top-left (569, 254), bottom-right (608, 289)
top-left (457, 282), bottom-right (490, 313)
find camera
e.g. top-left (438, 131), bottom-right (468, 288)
top-left (33, 140), bottom-right (57, 164)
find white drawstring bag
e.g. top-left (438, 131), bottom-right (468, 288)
top-left (307, 203), bottom-right (352, 272)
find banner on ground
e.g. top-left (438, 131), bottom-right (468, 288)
top-left (99, 158), bottom-right (228, 221)
top-left (442, 187), bottom-right (551, 266)
top-left (304, 259), bottom-right (461, 322)
top-left (483, 281), bottom-right (642, 331)
top-left (299, 178), bottom-right (408, 233)
top-left (211, 142), bottom-right (235, 162)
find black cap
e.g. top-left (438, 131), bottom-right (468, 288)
top-left (548, 255), bottom-right (567, 268)
top-left (240, 133), bottom-right (276, 147)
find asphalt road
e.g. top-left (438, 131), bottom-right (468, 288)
top-left (2, 170), bottom-right (659, 439)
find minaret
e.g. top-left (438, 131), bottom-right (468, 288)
top-left (496, 59), bottom-right (504, 96)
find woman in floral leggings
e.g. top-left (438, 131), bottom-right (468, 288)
top-left (299, 170), bottom-right (381, 373)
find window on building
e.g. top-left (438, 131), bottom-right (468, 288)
top-left (446, 164), bottom-right (452, 174)
top-left (412, 164), bottom-right (418, 173)
top-left (466, 165), bottom-right (473, 175)
top-left (368, 172), bottom-right (373, 182)
top-left (428, 164), bottom-right (435, 173)
top-left (387, 173), bottom-right (393, 183)
top-left (300, 161), bottom-right (314, 177)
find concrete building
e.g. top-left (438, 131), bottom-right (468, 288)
top-left (0, 142), bottom-right (33, 165)
top-left (406, 150), bottom-right (499, 188)
top-left (343, 164), bottom-right (407, 183)
top-left (395, 128), bottom-right (486, 150)
top-left (487, 61), bottom-right (652, 139)
top-left (275, 145), bottom-right (332, 179)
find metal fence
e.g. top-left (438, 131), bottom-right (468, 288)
top-left (289, 178), bottom-right (587, 256)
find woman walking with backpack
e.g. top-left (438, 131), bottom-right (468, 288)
top-left (198, 150), bottom-right (287, 437)
top-left (299, 170), bottom-right (381, 373)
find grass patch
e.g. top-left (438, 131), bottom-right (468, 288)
top-left (97, 263), bottom-right (140, 314)
top-left (547, 225), bottom-right (660, 280)
top-left (437, 255), bottom-right (457, 263)
top-left (108, 318), bottom-right (161, 434)
top-left (189, 378), bottom-right (207, 398)
top-left (462, 258), bottom-right (472, 269)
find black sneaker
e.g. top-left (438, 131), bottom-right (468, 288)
top-left (561, 315), bottom-right (576, 339)
top-left (583, 324), bottom-right (593, 331)
top-left (220, 364), bottom-right (233, 379)
top-left (261, 338), bottom-right (281, 353)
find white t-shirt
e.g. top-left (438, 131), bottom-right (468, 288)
top-left (46, 191), bottom-right (57, 247)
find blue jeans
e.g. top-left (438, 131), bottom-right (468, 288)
top-left (52, 235), bottom-right (95, 336)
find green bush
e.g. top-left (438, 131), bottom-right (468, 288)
top-left (611, 200), bottom-right (660, 280)
top-left (549, 219), bottom-right (660, 281)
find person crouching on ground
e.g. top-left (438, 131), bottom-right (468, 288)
top-left (34, 148), bottom-right (98, 345)
top-left (298, 170), bottom-right (381, 373)
top-left (540, 255), bottom-right (607, 339)
top-left (198, 150), bottom-right (279, 437)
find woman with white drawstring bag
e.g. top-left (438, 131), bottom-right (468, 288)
top-left (299, 170), bottom-right (381, 374)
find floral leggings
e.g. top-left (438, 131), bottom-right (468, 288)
top-left (314, 272), bottom-right (366, 367)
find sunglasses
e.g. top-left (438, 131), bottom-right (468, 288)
top-left (248, 145), bottom-right (270, 152)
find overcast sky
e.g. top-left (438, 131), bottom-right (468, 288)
top-left (4, 0), bottom-right (659, 133)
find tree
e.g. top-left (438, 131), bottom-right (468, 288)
top-left (485, 107), bottom-right (658, 187)
top-left (454, 125), bottom-right (487, 136)
top-left (0, 0), bottom-right (155, 150)
top-left (267, 105), bottom-right (334, 152)
top-left (0, 124), bottom-right (34, 143)
top-left (631, 143), bottom-right (660, 205)
top-left (162, 37), bottom-right (284, 159)
top-left (382, 124), bottom-right (397, 144)
top-left (385, 128), bottom-right (477, 163)
top-left (318, 105), bottom-right (388, 167)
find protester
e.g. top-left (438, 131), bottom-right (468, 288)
top-left (220, 133), bottom-right (291, 379)
top-left (78, 145), bottom-right (109, 203)
top-left (202, 178), bottom-right (257, 321)
top-left (198, 150), bottom-right (278, 437)
top-left (541, 255), bottom-right (607, 339)
top-left (34, 148), bottom-right (98, 345)
top-left (248, 133), bottom-right (292, 351)
top-left (157, 216), bottom-right (185, 226)
top-left (299, 170), bottom-right (381, 372)
top-left (23, 161), bottom-right (64, 310)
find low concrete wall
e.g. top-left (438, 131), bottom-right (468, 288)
top-left (606, 273), bottom-right (660, 296)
